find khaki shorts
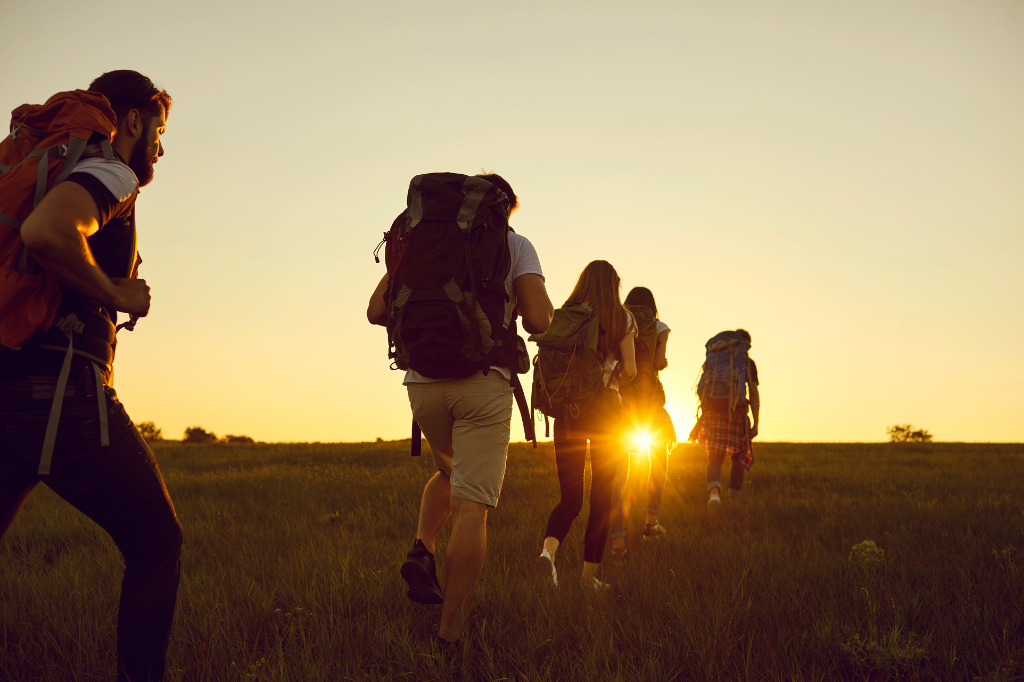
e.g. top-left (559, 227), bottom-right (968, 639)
top-left (407, 371), bottom-right (514, 508)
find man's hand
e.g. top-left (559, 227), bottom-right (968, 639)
top-left (750, 423), bottom-right (759, 439)
top-left (111, 278), bottom-right (151, 316)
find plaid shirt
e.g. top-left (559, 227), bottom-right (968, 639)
top-left (697, 411), bottom-right (754, 470)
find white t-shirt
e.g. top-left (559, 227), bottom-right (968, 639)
top-left (403, 231), bottom-right (544, 384)
top-left (71, 158), bottom-right (139, 201)
top-left (656, 320), bottom-right (670, 335)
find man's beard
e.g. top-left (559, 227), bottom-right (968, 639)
top-left (127, 133), bottom-right (157, 187)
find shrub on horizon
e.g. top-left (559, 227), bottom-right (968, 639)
top-left (137, 421), bottom-right (162, 443)
top-left (183, 426), bottom-right (218, 444)
top-left (222, 435), bottom-right (255, 444)
top-left (887, 424), bottom-right (933, 443)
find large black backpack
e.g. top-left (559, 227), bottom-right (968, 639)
top-left (383, 173), bottom-right (514, 378)
top-left (379, 173), bottom-right (534, 451)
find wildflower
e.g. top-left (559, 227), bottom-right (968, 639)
top-left (850, 540), bottom-right (885, 569)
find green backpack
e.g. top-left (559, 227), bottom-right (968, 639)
top-left (620, 304), bottom-right (665, 412)
top-left (529, 304), bottom-right (605, 436)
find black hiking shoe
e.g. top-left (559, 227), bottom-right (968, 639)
top-left (401, 539), bottom-right (443, 604)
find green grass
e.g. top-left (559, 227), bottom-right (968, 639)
top-left (2, 441), bottom-right (1023, 681)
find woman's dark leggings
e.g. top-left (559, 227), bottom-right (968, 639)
top-left (544, 414), bottom-right (623, 564)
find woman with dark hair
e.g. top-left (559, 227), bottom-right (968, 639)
top-left (610, 286), bottom-right (676, 556)
top-left (535, 261), bottom-right (636, 590)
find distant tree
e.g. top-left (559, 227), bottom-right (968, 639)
top-left (136, 421), bottom-right (163, 443)
top-left (376, 437), bottom-right (384, 443)
top-left (184, 426), bottom-right (218, 444)
top-left (887, 424), bottom-right (933, 443)
top-left (222, 434), bottom-right (255, 444)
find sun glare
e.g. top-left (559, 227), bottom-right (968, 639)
top-left (636, 432), bottom-right (652, 450)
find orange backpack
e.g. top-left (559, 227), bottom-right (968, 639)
top-left (0, 90), bottom-right (118, 350)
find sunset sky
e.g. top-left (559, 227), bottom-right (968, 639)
top-left (2, 0), bottom-right (1021, 443)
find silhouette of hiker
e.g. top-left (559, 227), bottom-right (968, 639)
top-left (368, 172), bottom-right (553, 653)
top-left (0, 70), bottom-right (182, 682)
top-left (693, 329), bottom-right (760, 506)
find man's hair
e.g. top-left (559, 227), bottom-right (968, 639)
top-left (89, 70), bottom-right (172, 125)
top-left (736, 328), bottom-right (752, 344)
top-left (475, 172), bottom-right (519, 216)
top-left (624, 286), bottom-right (658, 319)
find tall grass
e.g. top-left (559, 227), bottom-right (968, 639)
top-left (2, 441), bottom-right (1022, 681)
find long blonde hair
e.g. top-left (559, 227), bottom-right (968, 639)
top-left (565, 260), bottom-right (630, 358)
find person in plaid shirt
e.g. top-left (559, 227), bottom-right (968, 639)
top-left (692, 329), bottom-right (760, 506)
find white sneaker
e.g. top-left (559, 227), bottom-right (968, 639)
top-left (588, 576), bottom-right (611, 593)
top-left (535, 551), bottom-right (558, 587)
top-left (708, 489), bottom-right (721, 507)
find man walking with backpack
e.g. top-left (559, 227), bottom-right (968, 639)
top-left (694, 329), bottom-right (760, 506)
top-left (367, 172), bottom-right (552, 653)
top-left (0, 71), bottom-right (181, 682)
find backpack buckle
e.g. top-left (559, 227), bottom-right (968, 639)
top-left (11, 122), bottom-right (21, 139)
top-left (55, 314), bottom-right (85, 335)
top-left (57, 144), bottom-right (68, 157)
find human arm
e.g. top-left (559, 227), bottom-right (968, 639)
top-left (367, 272), bottom-right (388, 326)
top-left (513, 273), bottom-right (553, 334)
top-left (654, 328), bottom-right (670, 371)
top-left (749, 381), bottom-right (760, 438)
top-left (20, 182), bottom-right (150, 316)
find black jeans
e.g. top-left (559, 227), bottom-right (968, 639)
top-left (0, 375), bottom-right (183, 682)
top-left (543, 394), bottom-right (625, 564)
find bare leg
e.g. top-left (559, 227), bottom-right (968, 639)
top-left (438, 497), bottom-right (487, 641)
top-left (417, 471), bottom-right (452, 554)
top-left (542, 536), bottom-right (560, 562)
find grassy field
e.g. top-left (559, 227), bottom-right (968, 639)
top-left (2, 440), bottom-right (1023, 681)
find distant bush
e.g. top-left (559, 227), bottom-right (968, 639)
top-left (183, 426), bottom-right (218, 444)
top-left (136, 421), bottom-right (163, 443)
top-left (222, 435), bottom-right (255, 444)
top-left (887, 424), bottom-right (933, 443)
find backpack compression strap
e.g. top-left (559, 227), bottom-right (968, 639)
top-left (37, 321), bottom-right (77, 476)
top-left (37, 314), bottom-right (112, 476)
top-left (511, 373), bottom-right (536, 448)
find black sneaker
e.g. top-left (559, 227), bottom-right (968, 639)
top-left (401, 539), bottom-right (443, 604)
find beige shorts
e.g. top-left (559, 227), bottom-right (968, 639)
top-left (406, 371), bottom-right (514, 508)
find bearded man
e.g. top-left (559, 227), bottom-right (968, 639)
top-left (0, 70), bottom-right (181, 682)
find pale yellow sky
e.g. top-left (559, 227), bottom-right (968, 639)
top-left (2, 0), bottom-right (1022, 442)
